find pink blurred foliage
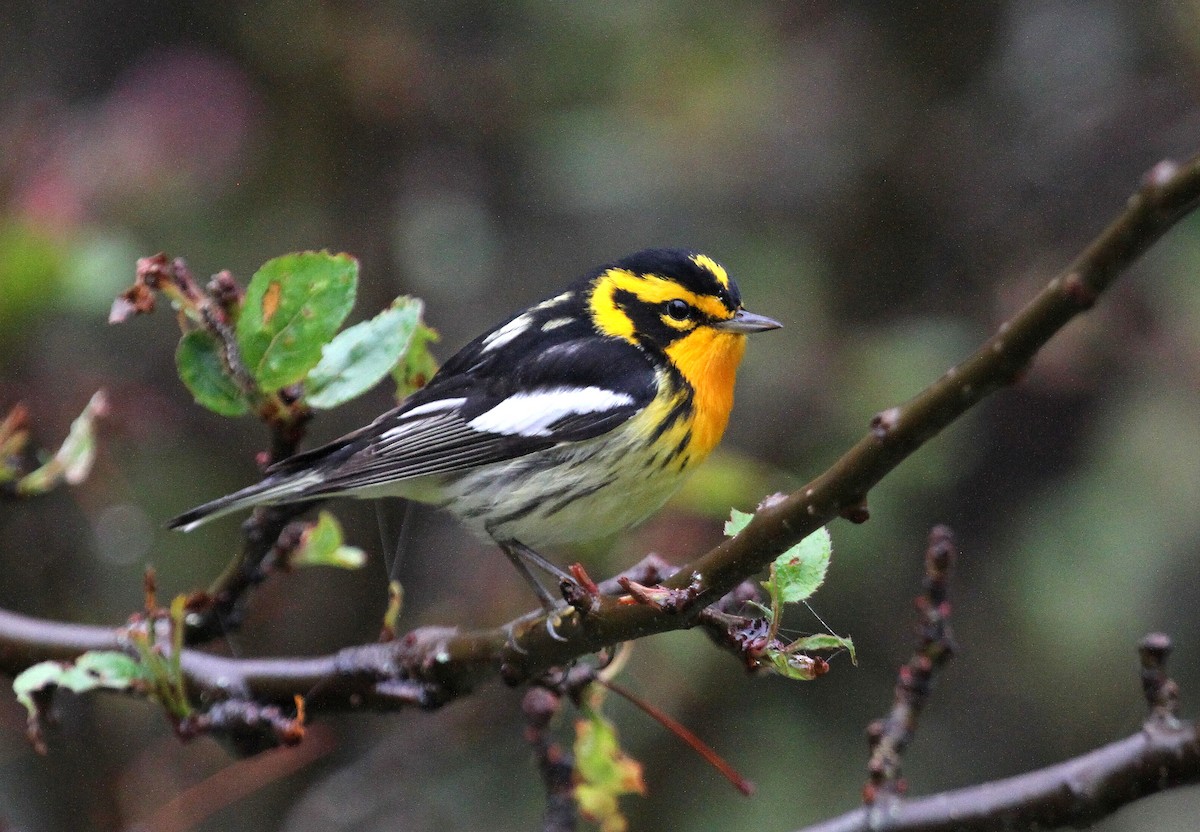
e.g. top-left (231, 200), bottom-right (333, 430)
top-left (10, 48), bottom-right (262, 234)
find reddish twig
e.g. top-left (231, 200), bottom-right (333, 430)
top-left (128, 722), bottom-right (336, 832)
top-left (599, 677), bottom-right (754, 797)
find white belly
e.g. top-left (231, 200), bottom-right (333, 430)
top-left (430, 428), bottom-right (691, 548)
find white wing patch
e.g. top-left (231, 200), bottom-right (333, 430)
top-left (468, 387), bottom-right (634, 437)
top-left (541, 316), bottom-right (573, 332)
top-left (399, 397), bottom-right (468, 420)
top-left (481, 314), bottom-right (532, 353)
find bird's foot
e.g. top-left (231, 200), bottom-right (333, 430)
top-left (543, 606), bottom-right (573, 642)
top-left (560, 563), bottom-right (603, 617)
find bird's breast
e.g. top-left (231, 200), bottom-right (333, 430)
top-left (663, 330), bottom-right (746, 459)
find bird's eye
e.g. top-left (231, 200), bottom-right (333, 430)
top-left (665, 300), bottom-right (691, 321)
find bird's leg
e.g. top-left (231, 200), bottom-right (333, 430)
top-left (495, 538), bottom-right (570, 612)
top-left (494, 537), bottom-right (594, 643)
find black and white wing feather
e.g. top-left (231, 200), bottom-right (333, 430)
top-left (168, 318), bottom-right (656, 531)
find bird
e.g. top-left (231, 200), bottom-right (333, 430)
top-left (169, 248), bottom-right (781, 609)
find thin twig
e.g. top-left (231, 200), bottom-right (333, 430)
top-left (523, 687), bottom-right (578, 832)
top-left (599, 678), bottom-right (754, 797)
top-left (863, 526), bottom-right (958, 804)
top-left (183, 502), bottom-right (318, 644)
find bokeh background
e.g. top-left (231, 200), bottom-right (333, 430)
top-left (2, 2), bottom-right (1200, 830)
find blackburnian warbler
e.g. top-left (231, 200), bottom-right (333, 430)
top-left (170, 248), bottom-right (781, 607)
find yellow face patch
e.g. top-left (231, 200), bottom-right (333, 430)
top-left (589, 267), bottom-right (734, 341)
top-left (588, 270), bottom-right (637, 341)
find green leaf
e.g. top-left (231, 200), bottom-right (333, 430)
top-left (726, 509), bottom-right (851, 679)
top-left (725, 508), bottom-right (832, 605)
top-left (306, 297), bottom-right (425, 409)
top-left (16, 390), bottom-right (108, 495)
top-left (176, 330), bottom-right (250, 416)
top-left (764, 526), bottom-right (832, 605)
top-left (126, 600), bottom-right (193, 719)
top-left (761, 633), bottom-right (855, 680)
top-left (235, 251), bottom-right (358, 391)
top-left (723, 507), bottom-right (753, 537)
top-left (14, 651), bottom-right (149, 720)
top-left (574, 705), bottom-right (645, 832)
top-left (761, 649), bottom-right (826, 681)
top-left (292, 511), bottom-right (367, 569)
top-left (392, 322), bottom-right (440, 400)
top-left (787, 632), bottom-right (856, 662)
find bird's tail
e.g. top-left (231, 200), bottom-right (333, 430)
top-left (167, 471), bottom-right (323, 532)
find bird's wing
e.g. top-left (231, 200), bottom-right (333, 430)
top-left (271, 336), bottom-right (658, 495)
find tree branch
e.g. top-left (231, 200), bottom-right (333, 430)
top-left (863, 526), bottom-right (958, 804)
top-left (496, 153), bottom-right (1200, 682)
top-left (115, 254), bottom-right (318, 645)
top-left (795, 635), bottom-right (1199, 832)
top-left (3, 157), bottom-right (1200, 712)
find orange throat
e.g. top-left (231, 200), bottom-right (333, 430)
top-left (664, 330), bottom-right (747, 458)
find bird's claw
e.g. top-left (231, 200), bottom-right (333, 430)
top-left (544, 606), bottom-right (572, 642)
top-left (504, 621), bottom-right (530, 655)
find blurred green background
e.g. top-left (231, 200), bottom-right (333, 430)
top-left (2, 2), bottom-right (1200, 830)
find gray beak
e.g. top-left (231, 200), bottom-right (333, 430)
top-left (712, 308), bottom-right (783, 333)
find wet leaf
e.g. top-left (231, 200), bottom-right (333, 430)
top-left (764, 526), bottom-right (832, 605)
top-left (392, 321), bottom-right (440, 400)
top-left (176, 330), bottom-right (250, 416)
top-left (14, 651), bottom-right (150, 751)
top-left (574, 706), bottom-right (645, 832)
top-left (292, 511), bottom-right (367, 569)
top-left (16, 391), bottom-right (108, 494)
top-left (236, 251), bottom-right (358, 391)
top-left (761, 649), bottom-right (828, 681)
top-left (786, 632), bottom-right (856, 662)
top-left (125, 600), bottom-right (193, 720)
top-left (723, 507), bottom-right (753, 537)
top-left (725, 509), bottom-right (832, 605)
top-left (306, 297), bottom-right (425, 409)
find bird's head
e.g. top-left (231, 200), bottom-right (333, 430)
top-left (586, 248), bottom-right (781, 375)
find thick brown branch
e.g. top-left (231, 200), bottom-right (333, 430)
top-left (497, 153), bottom-right (1200, 681)
top-left (4, 157), bottom-right (1200, 705)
